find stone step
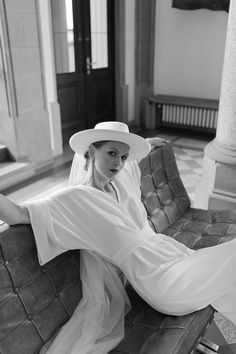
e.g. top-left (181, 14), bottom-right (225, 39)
top-left (0, 145), bottom-right (9, 163)
top-left (0, 161), bottom-right (35, 191)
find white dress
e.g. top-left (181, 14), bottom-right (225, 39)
top-left (26, 161), bottom-right (236, 352)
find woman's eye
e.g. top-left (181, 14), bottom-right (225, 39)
top-left (109, 151), bottom-right (117, 156)
top-left (122, 155), bottom-right (128, 161)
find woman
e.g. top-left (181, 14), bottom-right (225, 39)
top-left (0, 121), bottom-right (236, 354)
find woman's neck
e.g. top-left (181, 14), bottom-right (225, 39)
top-left (86, 167), bottom-right (119, 202)
top-left (88, 169), bottom-right (110, 192)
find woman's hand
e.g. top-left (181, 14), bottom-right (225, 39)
top-left (0, 194), bottom-right (30, 225)
top-left (146, 137), bottom-right (168, 150)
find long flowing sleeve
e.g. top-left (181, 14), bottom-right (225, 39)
top-left (25, 187), bottom-right (97, 265)
top-left (25, 185), bottom-right (150, 267)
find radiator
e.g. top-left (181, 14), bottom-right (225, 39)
top-left (162, 104), bottom-right (218, 130)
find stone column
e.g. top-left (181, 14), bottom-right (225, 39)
top-left (195, 0), bottom-right (236, 209)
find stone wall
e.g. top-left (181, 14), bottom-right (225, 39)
top-left (0, 0), bottom-right (53, 168)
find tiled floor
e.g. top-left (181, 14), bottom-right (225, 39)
top-left (206, 317), bottom-right (236, 354)
top-left (172, 146), bottom-right (204, 204)
top-left (2, 128), bottom-right (236, 353)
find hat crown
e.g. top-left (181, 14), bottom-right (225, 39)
top-left (94, 121), bottom-right (129, 133)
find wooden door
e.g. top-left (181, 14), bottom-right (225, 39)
top-left (51, 0), bottom-right (116, 145)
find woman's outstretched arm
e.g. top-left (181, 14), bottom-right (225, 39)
top-left (0, 194), bottom-right (30, 225)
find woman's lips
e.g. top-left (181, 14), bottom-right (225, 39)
top-left (110, 169), bottom-right (119, 174)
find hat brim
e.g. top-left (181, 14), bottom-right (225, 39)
top-left (69, 129), bottom-right (151, 161)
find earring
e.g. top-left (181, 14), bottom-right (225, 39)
top-left (89, 146), bottom-right (94, 158)
top-left (84, 146), bottom-right (95, 171)
top-left (84, 156), bottom-right (90, 171)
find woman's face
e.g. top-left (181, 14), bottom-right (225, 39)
top-left (92, 141), bottom-right (130, 180)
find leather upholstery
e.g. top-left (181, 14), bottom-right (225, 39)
top-left (0, 143), bottom-right (235, 354)
top-left (139, 144), bottom-right (191, 234)
top-left (0, 224), bottom-right (82, 354)
top-left (111, 286), bottom-right (214, 354)
top-left (140, 144), bottom-right (236, 249)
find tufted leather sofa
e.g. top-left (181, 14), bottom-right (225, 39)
top-left (1, 143), bottom-right (236, 354)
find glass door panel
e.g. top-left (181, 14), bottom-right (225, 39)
top-left (50, 0), bottom-right (115, 139)
top-left (51, 0), bottom-right (75, 73)
top-left (90, 0), bottom-right (108, 69)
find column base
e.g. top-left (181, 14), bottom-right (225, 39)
top-left (205, 138), bottom-right (236, 164)
top-left (194, 141), bottom-right (236, 210)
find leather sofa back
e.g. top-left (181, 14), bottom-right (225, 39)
top-left (0, 223), bottom-right (82, 354)
top-left (139, 143), bottom-right (190, 233)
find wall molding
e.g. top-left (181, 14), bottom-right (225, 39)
top-left (134, 0), bottom-right (156, 126)
top-left (0, 0), bottom-right (18, 118)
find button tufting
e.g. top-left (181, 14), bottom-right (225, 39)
top-left (4, 261), bottom-right (9, 266)
top-left (14, 287), bottom-right (19, 293)
top-left (28, 314), bottom-right (32, 321)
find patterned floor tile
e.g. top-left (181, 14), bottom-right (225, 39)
top-left (215, 312), bottom-right (236, 345)
top-left (172, 146), bottom-right (204, 203)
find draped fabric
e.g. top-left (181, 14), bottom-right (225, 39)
top-left (172, 0), bottom-right (229, 11)
top-left (69, 153), bottom-right (93, 186)
top-left (26, 154), bottom-right (144, 354)
top-left (41, 251), bottom-right (131, 354)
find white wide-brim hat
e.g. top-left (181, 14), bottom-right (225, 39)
top-left (69, 121), bottom-right (150, 161)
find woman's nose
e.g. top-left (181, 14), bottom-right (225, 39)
top-left (114, 159), bottom-right (121, 167)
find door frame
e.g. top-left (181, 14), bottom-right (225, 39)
top-left (37, 0), bottom-right (126, 153)
top-left (37, 0), bottom-right (63, 157)
top-left (82, 0), bottom-right (116, 128)
top-left (115, 0), bottom-right (128, 124)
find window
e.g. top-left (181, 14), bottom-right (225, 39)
top-left (90, 0), bottom-right (108, 69)
top-left (51, 0), bottom-right (75, 74)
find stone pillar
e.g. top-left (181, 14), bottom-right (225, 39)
top-left (0, 0), bottom-right (54, 169)
top-left (195, 0), bottom-right (236, 209)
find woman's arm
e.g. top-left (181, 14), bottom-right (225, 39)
top-left (0, 194), bottom-right (30, 225)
